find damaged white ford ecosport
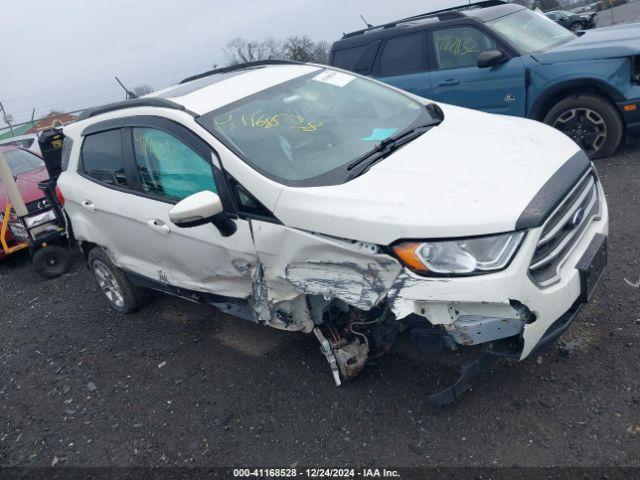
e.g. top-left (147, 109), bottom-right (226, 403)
top-left (58, 61), bottom-right (608, 404)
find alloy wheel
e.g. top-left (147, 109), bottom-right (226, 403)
top-left (553, 107), bottom-right (606, 156)
top-left (92, 259), bottom-right (125, 307)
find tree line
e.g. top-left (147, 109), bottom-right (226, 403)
top-left (223, 35), bottom-right (330, 66)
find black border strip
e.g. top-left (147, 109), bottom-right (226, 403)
top-left (515, 150), bottom-right (591, 230)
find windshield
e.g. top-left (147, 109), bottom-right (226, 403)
top-left (198, 69), bottom-right (436, 186)
top-left (1, 149), bottom-right (44, 177)
top-left (488, 8), bottom-right (576, 54)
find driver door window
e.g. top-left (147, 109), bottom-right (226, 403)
top-left (431, 26), bottom-right (497, 70)
top-left (131, 127), bottom-right (217, 201)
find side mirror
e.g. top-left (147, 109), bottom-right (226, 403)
top-left (169, 191), bottom-right (237, 236)
top-left (169, 191), bottom-right (223, 228)
top-left (477, 50), bottom-right (506, 69)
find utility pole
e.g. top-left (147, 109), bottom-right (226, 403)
top-left (610, 0), bottom-right (615, 25)
top-left (0, 102), bottom-right (15, 137)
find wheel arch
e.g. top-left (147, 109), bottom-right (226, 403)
top-left (79, 241), bottom-right (98, 261)
top-left (530, 79), bottom-right (625, 121)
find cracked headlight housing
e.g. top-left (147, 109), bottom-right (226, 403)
top-left (392, 232), bottom-right (525, 276)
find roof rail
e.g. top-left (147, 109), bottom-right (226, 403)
top-left (179, 59), bottom-right (304, 85)
top-left (342, 0), bottom-right (506, 39)
top-left (76, 98), bottom-right (187, 121)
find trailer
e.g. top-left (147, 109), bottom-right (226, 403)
top-left (0, 130), bottom-right (71, 278)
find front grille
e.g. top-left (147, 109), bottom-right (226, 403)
top-left (529, 170), bottom-right (601, 287)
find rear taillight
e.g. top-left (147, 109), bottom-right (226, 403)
top-left (55, 186), bottom-right (65, 207)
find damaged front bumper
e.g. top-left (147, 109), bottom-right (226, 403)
top-left (387, 182), bottom-right (608, 360)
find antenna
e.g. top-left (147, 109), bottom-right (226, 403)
top-left (359, 14), bottom-right (373, 27)
top-left (0, 102), bottom-right (15, 137)
top-left (114, 76), bottom-right (138, 100)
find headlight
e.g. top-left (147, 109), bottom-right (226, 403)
top-left (392, 232), bottom-right (525, 276)
top-left (24, 210), bottom-right (57, 229)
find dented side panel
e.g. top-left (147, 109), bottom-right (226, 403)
top-left (249, 220), bottom-right (402, 327)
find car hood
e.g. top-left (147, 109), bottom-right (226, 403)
top-left (0, 166), bottom-right (48, 210)
top-left (533, 22), bottom-right (640, 64)
top-left (274, 104), bottom-right (584, 245)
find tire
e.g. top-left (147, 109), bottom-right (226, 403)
top-left (32, 245), bottom-right (71, 279)
top-left (87, 248), bottom-right (151, 313)
top-left (544, 94), bottom-right (624, 159)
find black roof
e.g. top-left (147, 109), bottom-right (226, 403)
top-left (179, 60), bottom-right (303, 85)
top-left (334, 1), bottom-right (524, 49)
top-left (76, 98), bottom-right (187, 121)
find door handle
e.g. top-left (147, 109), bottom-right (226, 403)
top-left (80, 200), bottom-right (96, 211)
top-left (146, 219), bottom-right (171, 234)
top-left (438, 79), bottom-right (460, 87)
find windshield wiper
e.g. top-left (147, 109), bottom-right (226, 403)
top-left (346, 125), bottom-right (431, 179)
top-left (346, 103), bottom-right (444, 180)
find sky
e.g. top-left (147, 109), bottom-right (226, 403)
top-left (0, 0), bottom-right (471, 126)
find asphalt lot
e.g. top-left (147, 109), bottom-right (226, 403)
top-left (596, 1), bottom-right (640, 27)
top-left (1, 141), bottom-right (640, 469)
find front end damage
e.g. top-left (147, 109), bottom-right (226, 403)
top-left (226, 187), bottom-right (607, 404)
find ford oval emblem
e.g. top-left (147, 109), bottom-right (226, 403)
top-left (571, 207), bottom-right (586, 227)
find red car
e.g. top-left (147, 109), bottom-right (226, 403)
top-left (0, 145), bottom-right (50, 258)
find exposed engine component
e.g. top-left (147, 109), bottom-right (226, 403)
top-left (313, 306), bottom-right (396, 385)
top-left (334, 337), bottom-right (369, 381)
top-left (313, 327), bottom-right (342, 386)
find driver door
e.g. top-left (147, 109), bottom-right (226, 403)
top-left (427, 25), bottom-right (527, 116)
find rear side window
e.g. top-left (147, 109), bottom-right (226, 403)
top-left (332, 45), bottom-right (368, 72)
top-left (378, 33), bottom-right (426, 77)
top-left (332, 42), bottom-right (380, 74)
top-left (81, 129), bottom-right (128, 187)
top-left (132, 127), bottom-right (217, 201)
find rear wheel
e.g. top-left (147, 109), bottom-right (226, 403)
top-left (87, 248), bottom-right (151, 313)
top-left (544, 94), bottom-right (624, 159)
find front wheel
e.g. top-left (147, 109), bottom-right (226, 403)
top-left (544, 94), bottom-right (624, 159)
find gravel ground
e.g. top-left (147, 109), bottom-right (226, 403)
top-left (1, 143), bottom-right (639, 469)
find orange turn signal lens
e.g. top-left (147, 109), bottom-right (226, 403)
top-left (392, 242), bottom-right (428, 272)
top-left (624, 104), bottom-right (637, 112)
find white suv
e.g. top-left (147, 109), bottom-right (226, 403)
top-left (57, 61), bottom-right (608, 402)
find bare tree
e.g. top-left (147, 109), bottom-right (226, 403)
top-left (132, 84), bottom-right (154, 96)
top-left (223, 36), bottom-right (329, 66)
top-left (312, 40), bottom-right (330, 65)
top-left (224, 37), bottom-right (284, 65)
top-left (283, 35), bottom-right (316, 62)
